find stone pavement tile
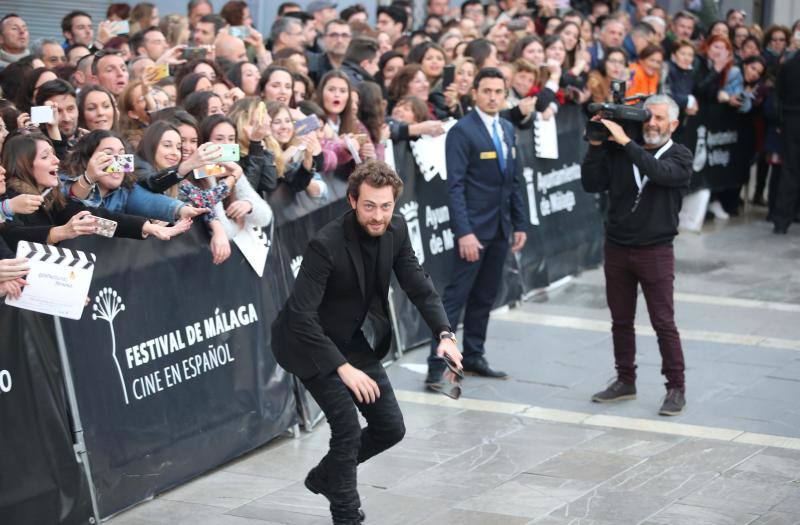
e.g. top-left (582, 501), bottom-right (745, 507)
top-left (223, 441), bottom-right (322, 482)
top-left (576, 429), bottom-right (684, 459)
top-left (641, 502), bottom-right (759, 525)
top-left (725, 449), bottom-right (800, 483)
top-left (767, 360), bottom-right (800, 382)
top-left (228, 482), bottom-right (383, 524)
top-left (738, 377), bottom-right (800, 403)
top-left (396, 401), bottom-right (466, 432)
top-left (747, 512), bottom-right (800, 525)
top-left (601, 439), bottom-right (762, 499)
top-left (158, 471), bottom-right (295, 510)
top-left (679, 477), bottom-right (799, 515)
top-left (529, 517), bottom-right (616, 525)
top-left (418, 507), bottom-right (533, 525)
top-left (357, 454), bottom-right (439, 489)
top-left (357, 491), bottom-right (455, 525)
top-left (524, 449), bottom-right (644, 483)
top-left (454, 473), bottom-right (598, 519)
top-left (227, 481), bottom-right (329, 519)
top-left (388, 440), bottom-right (562, 502)
top-left (108, 499), bottom-right (286, 525)
top-left (382, 433), bottom-right (488, 463)
top-left (548, 488), bottom-right (673, 523)
top-left (721, 346), bottom-right (798, 369)
top-left (427, 408), bottom-right (526, 438)
top-left (494, 419), bottom-right (603, 449)
top-left (463, 377), bottom-right (569, 407)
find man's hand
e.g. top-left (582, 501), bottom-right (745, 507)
top-left (458, 233), bottom-right (483, 262)
top-left (436, 338), bottom-right (463, 370)
top-left (511, 231), bottom-right (527, 252)
top-left (600, 118), bottom-right (630, 146)
top-left (337, 363), bottom-right (380, 404)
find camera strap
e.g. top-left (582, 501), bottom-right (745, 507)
top-left (631, 139), bottom-right (673, 212)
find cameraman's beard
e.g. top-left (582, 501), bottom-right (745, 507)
top-left (643, 126), bottom-right (670, 147)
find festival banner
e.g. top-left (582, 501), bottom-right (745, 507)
top-left (56, 226), bottom-right (297, 518)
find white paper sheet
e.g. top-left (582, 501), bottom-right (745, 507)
top-left (232, 225), bottom-right (270, 277)
top-left (534, 113), bottom-right (559, 159)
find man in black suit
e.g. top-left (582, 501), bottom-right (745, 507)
top-left (272, 161), bottom-right (463, 525)
top-left (426, 67), bottom-right (527, 387)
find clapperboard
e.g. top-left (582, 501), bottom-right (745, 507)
top-left (232, 223), bottom-right (271, 277)
top-left (5, 241), bottom-right (96, 320)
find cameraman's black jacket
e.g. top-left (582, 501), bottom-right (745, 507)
top-left (581, 140), bottom-right (692, 247)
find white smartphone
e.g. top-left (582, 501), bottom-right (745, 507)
top-left (30, 106), bottom-right (55, 125)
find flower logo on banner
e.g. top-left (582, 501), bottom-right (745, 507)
top-left (92, 287), bottom-right (129, 405)
top-left (290, 256), bottom-right (304, 278)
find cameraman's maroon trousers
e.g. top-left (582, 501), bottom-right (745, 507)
top-left (603, 243), bottom-right (685, 391)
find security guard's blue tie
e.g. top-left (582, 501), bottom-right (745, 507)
top-left (492, 120), bottom-right (506, 173)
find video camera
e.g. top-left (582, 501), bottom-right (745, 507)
top-left (586, 80), bottom-right (652, 142)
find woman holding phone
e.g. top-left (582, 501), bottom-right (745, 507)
top-left (226, 97), bottom-right (279, 195)
top-left (0, 132), bottom-right (190, 251)
top-left (264, 101), bottom-right (327, 200)
top-left (199, 113), bottom-right (273, 237)
top-left (137, 119), bottom-right (238, 264)
top-left (61, 129), bottom-right (208, 223)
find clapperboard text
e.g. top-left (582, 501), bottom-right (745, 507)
top-left (25, 242), bottom-right (94, 289)
top-left (6, 242), bottom-right (96, 320)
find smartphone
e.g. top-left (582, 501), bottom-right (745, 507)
top-left (193, 163), bottom-right (226, 179)
top-left (30, 106), bottom-right (54, 125)
top-left (507, 18), bottom-right (528, 31)
top-left (109, 20), bottom-right (130, 36)
top-left (229, 25), bottom-right (250, 40)
top-left (294, 114), bottom-right (321, 136)
top-left (104, 154), bottom-right (134, 173)
top-left (215, 144), bottom-right (240, 162)
top-left (145, 63), bottom-right (170, 82)
top-left (442, 65), bottom-right (456, 90)
top-left (181, 46), bottom-right (208, 60)
top-left (92, 216), bottom-right (118, 238)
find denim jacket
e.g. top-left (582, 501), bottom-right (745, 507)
top-left (61, 174), bottom-right (184, 222)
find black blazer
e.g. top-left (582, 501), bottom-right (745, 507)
top-left (271, 209), bottom-right (450, 379)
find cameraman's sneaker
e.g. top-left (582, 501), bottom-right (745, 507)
top-left (591, 380), bottom-right (636, 403)
top-left (658, 389), bottom-right (686, 416)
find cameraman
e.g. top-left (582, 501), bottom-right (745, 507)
top-left (581, 94), bottom-right (692, 417)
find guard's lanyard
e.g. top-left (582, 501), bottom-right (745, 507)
top-left (631, 139), bottom-right (673, 212)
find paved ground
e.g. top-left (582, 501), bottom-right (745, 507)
top-left (109, 208), bottom-right (800, 525)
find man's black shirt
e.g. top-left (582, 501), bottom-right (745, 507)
top-left (581, 139), bottom-right (693, 247)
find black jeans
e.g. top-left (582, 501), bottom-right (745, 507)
top-left (301, 336), bottom-right (405, 522)
top-left (774, 115), bottom-right (800, 230)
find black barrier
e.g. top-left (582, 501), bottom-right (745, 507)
top-left (680, 102), bottom-right (755, 192)
top-left (516, 104), bottom-right (604, 289)
top-left (0, 307), bottom-right (94, 525)
top-left (390, 105), bottom-right (604, 350)
top-left (56, 226), bottom-right (297, 519)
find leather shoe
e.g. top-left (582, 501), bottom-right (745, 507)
top-left (305, 468), bottom-right (365, 522)
top-left (425, 368), bottom-right (444, 391)
top-left (462, 357), bottom-right (508, 379)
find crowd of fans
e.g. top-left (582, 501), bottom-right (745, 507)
top-left (0, 0), bottom-right (798, 298)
